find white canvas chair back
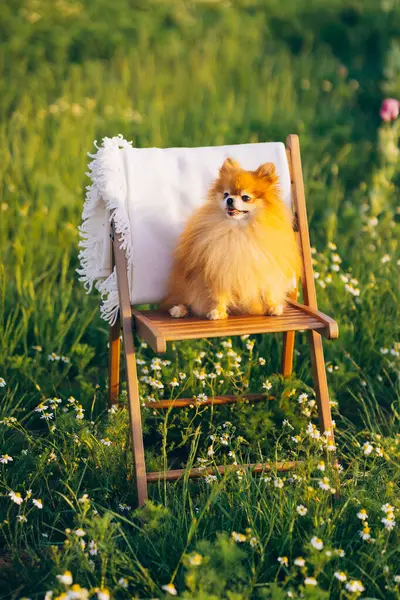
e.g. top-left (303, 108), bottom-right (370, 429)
top-left (78, 136), bottom-right (292, 322)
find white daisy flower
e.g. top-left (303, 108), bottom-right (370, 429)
top-left (0, 454), bottom-right (13, 464)
top-left (381, 517), bottom-right (396, 530)
top-left (249, 536), bottom-right (257, 547)
top-left (296, 504), bottom-right (308, 516)
top-left (32, 498), bottom-right (43, 509)
top-left (96, 589), bottom-right (110, 600)
top-left (231, 531), bottom-right (247, 542)
top-left (9, 490), bottom-right (23, 505)
top-left (345, 580), bottom-right (365, 593)
top-left (196, 393), bottom-right (208, 402)
top-left (221, 340), bottom-right (232, 349)
top-left (306, 422), bottom-right (321, 440)
top-left (204, 474), bottom-right (217, 484)
top-left (382, 503), bottom-right (395, 513)
top-left (359, 524), bottom-right (371, 540)
top-left (298, 393), bottom-right (308, 404)
top-left (310, 536), bottom-right (324, 550)
top-left (89, 540), bottom-right (98, 556)
top-left (73, 528), bottom-right (86, 537)
top-left (318, 477), bottom-right (332, 491)
top-left (362, 441), bottom-right (373, 455)
top-left (56, 571), bottom-right (73, 585)
top-left (357, 509), bottom-right (368, 520)
top-left (162, 583), bottom-right (177, 596)
top-left (334, 571), bottom-right (347, 582)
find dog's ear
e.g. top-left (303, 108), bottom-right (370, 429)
top-left (220, 157), bottom-right (240, 174)
top-left (254, 162), bottom-right (277, 180)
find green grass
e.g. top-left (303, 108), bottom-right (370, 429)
top-left (0, 1), bottom-right (400, 598)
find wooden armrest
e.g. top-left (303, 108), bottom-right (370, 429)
top-left (131, 308), bottom-right (167, 353)
top-left (286, 299), bottom-right (339, 340)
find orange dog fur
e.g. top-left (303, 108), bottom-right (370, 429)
top-left (162, 158), bottom-right (301, 320)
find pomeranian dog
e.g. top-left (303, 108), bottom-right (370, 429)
top-left (162, 158), bottom-right (301, 320)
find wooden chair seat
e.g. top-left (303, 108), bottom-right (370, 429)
top-left (132, 299), bottom-right (338, 353)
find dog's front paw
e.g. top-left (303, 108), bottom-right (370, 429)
top-left (169, 304), bottom-right (188, 318)
top-left (267, 303), bottom-right (284, 316)
top-left (207, 308), bottom-right (228, 320)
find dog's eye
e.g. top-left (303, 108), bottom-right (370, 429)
top-left (223, 192), bottom-right (229, 199)
top-left (242, 195), bottom-right (251, 202)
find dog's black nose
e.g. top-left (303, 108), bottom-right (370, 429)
top-left (227, 197), bottom-right (234, 207)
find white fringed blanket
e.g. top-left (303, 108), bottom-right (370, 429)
top-left (78, 135), bottom-right (293, 324)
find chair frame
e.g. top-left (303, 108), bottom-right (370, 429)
top-left (107, 134), bottom-right (338, 506)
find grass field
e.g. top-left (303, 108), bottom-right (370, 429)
top-left (1, 1), bottom-right (400, 598)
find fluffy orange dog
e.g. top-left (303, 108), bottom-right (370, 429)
top-left (163, 158), bottom-right (301, 320)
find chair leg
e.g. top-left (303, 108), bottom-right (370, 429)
top-left (108, 316), bottom-right (121, 407)
top-left (122, 325), bottom-right (149, 506)
top-left (308, 330), bottom-right (334, 440)
top-left (281, 331), bottom-right (296, 377)
top-left (112, 223), bottom-right (148, 507)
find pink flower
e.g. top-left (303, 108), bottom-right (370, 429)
top-left (380, 98), bottom-right (400, 122)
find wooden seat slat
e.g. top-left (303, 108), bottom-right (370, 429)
top-left (131, 302), bottom-right (336, 353)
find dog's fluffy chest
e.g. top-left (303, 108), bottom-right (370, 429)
top-left (200, 224), bottom-right (274, 288)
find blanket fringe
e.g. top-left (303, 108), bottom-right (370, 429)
top-left (77, 134), bottom-right (133, 325)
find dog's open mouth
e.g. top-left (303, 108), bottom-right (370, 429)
top-left (226, 208), bottom-right (249, 217)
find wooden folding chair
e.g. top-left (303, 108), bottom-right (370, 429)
top-left (107, 135), bottom-right (339, 506)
